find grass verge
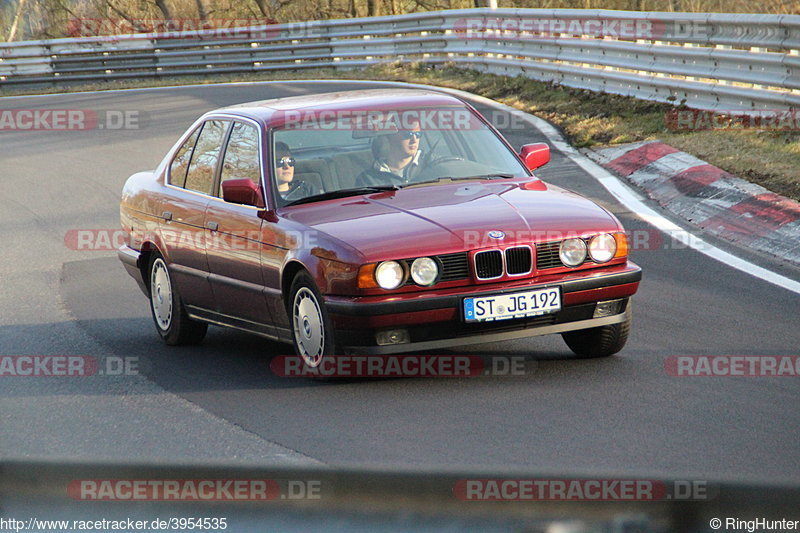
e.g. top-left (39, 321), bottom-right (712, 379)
top-left (2, 63), bottom-right (798, 201)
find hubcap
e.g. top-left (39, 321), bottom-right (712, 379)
top-left (293, 287), bottom-right (325, 367)
top-left (151, 258), bottom-right (173, 331)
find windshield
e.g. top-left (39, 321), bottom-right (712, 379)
top-left (271, 106), bottom-right (529, 207)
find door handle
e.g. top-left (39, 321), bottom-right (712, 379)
top-left (207, 221), bottom-right (219, 231)
top-left (161, 211), bottom-right (173, 221)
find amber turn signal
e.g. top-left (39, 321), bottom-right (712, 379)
top-left (613, 233), bottom-right (629, 258)
top-left (357, 263), bottom-right (378, 289)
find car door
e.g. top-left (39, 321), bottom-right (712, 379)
top-left (204, 119), bottom-right (276, 336)
top-left (259, 135), bottom-right (297, 341)
top-left (161, 119), bottom-right (229, 311)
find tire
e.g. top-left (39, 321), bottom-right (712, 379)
top-left (148, 253), bottom-right (207, 346)
top-left (561, 303), bottom-right (632, 358)
top-left (288, 271), bottom-right (336, 368)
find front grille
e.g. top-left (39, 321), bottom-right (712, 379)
top-left (505, 246), bottom-right (532, 275)
top-left (474, 250), bottom-right (503, 279)
top-left (536, 241), bottom-right (563, 270)
top-left (438, 252), bottom-right (469, 282)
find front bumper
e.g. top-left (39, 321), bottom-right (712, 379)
top-left (326, 262), bottom-right (641, 353)
top-left (344, 311), bottom-right (629, 354)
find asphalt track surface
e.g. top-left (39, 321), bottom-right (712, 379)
top-left (1, 80), bottom-right (799, 485)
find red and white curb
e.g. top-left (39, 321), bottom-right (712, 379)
top-left (586, 140), bottom-right (800, 266)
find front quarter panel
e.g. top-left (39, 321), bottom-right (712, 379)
top-left (257, 215), bottom-right (362, 333)
top-left (288, 228), bottom-right (363, 295)
top-left (265, 214), bottom-right (365, 293)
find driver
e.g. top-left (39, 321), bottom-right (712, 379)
top-left (356, 121), bottom-right (422, 187)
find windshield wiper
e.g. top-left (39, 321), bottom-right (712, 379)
top-left (284, 185), bottom-right (400, 207)
top-left (461, 173), bottom-right (516, 180)
top-left (403, 173), bottom-right (517, 188)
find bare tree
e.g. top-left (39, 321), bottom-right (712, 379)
top-left (252, 0), bottom-right (272, 18)
top-left (367, 0), bottom-right (381, 16)
top-left (195, 0), bottom-right (208, 21)
top-left (104, 0), bottom-right (139, 27)
top-left (154, 0), bottom-right (172, 20)
top-left (7, 0), bottom-right (29, 41)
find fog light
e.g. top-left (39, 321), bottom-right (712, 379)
top-left (376, 329), bottom-right (410, 346)
top-left (593, 299), bottom-right (623, 318)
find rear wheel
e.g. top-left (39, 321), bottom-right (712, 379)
top-left (288, 271), bottom-right (336, 369)
top-left (561, 304), bottom-right (631, 358)
top-left (149, 253), bottom-right (207, 345)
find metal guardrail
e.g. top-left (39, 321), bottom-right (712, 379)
top-left (0, 8), bottom-right (798, 110)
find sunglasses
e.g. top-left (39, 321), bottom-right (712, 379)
top-left (399, 131), bottom-right (423, 140)
top-left (276, 156), bottom-right (295, 168)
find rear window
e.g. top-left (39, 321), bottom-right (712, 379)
top-left (169, 127), bottom-right (200, 188)
top-left (184, 120), bottom-right (229, 195)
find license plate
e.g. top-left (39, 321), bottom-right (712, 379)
top-left (463, 287), bottom-right (561, 323)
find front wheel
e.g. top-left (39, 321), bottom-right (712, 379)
top-left (561, 303), bottom-right (632, 358)
top-left (149, 253), bottom-right (207, 345)
top-left (288, 271), bottom-right (336, 368)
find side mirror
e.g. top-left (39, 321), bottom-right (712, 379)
top-left (258, 209), bottom-right (279, 223)
top-left (520, 143), bottom-right (550, 171)
top-left (222, 179), bottom-right (264, 208)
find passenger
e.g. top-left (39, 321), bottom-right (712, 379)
top-left (356, 122), bottom-right (423, 187)
top-left (275, 142), bottom-right (318, 201)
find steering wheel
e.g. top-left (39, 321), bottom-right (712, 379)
top-left (425, 155), bottom-right (464, 167)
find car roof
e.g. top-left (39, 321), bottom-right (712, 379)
top-left (212, 88), bottom-right (469, 124)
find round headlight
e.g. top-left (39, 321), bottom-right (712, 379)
top-left (410, 257), bottom-right (439, 286)
top-left (375, 261), bottom-right (405, 290)
top-left (559, 238), bottom-right (587, 267)
top-left (589, 233), bottom-right (617, 263)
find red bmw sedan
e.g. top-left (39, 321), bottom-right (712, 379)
top-left (119, 88), bottom-right (641, 369)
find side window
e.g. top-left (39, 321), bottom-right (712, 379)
top-left (185, 120), bottom-right (229, 195)
top-left (218, 122), bottom-right (261, 196)
top-left (169, 127), bottom-right (200, 188)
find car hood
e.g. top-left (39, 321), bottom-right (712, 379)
top-left (281, 180), bottom-right (621, 262)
